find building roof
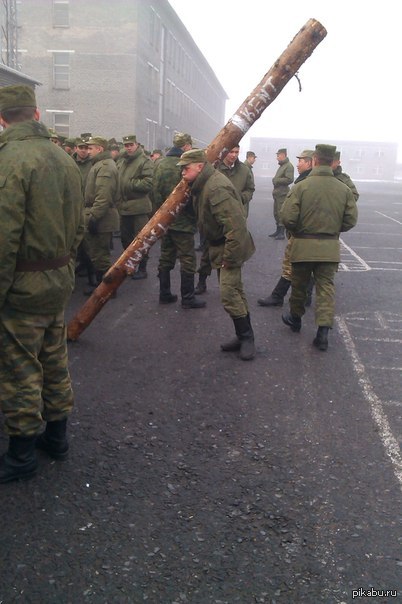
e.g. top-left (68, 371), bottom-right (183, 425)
top-left (0, 63), bottom-right (41, 88)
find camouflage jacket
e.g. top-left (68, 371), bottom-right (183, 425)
top-left (217, 158), bottom-right (255, 208)
top-left (153, 147), bottom-right (196, 233)
top-left (333, 165), bottom-right (359, 201)
top-left (281, 165), bottom-right (358, 262)
top-left (0, 120), bottom-right (84, 313)
top-left (74, 155), bottom-right (92, 192)
top-left (84, 151), bottom-right (119, 232)
top-left (190, 163), bottom-right (255, 269)
top-left (272, 157), bottom-right (294, 196)
top-left (117, 148), bottom-right (153, 216)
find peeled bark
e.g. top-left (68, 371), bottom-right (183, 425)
top-left (67, 18), bottom-right (327, 341)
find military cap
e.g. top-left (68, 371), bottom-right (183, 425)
top-left (122, 134), bottom-right (137, 144)
top-left (246, 151), bottom-right (257, 158)
top-left (173, 132), bottom-right (192, 147)
top-left (151, 149), bottom-right (163, 155)
top-left (277, 148), bottom-right (287, 154)
top-left (75, 137), bottom-right (89, 147)
top-left (0, 84), bottom-right (37, 112)
top-left (109, 143), bottom-right (121, 151)
top-left (177, 148), bottom-right (207, 166)
top-left (48, 128), bottom-right (60, 140)
top-left (296, 149), bottom-right (315, 160)
top-left (86, 136), bottom-right (108, 149)
top-left (334, 151), bottom-right (341, 161)
top-left (80, 132), bottom-right (92, 141)
top-left (63, 137), bottom-right (76, 147)
top-left (315, 144), bottom-right (337, 161)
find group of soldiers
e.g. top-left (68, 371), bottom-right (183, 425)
top-left (0, 82), bottom-right (358, 483)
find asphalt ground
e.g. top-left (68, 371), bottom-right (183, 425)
top-left (1, 178), bottom-right (401, 604)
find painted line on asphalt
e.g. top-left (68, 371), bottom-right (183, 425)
top-left (111, 306), bottom-right (134, 328)
top-left (375, 211), bottom-right (402, 225)
top-left (339, 239), bottom-right (371, 271)
top-left (383, 400), bottom-right (402, 408)
top-left (336, 316), bottom-right (402, 491)
top-left (353, 336), bottom-right (402, 343)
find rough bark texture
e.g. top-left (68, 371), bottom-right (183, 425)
top-left (67, 18), bottom-right (327, 341)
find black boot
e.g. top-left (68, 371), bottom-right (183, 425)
top-left (258, 277), bottom-right (291, 307)
top-left (84, 270), bottom-right (104, 296)
top-left (269, 225), bottom-right (279, 238)
top-left (36, 418), bottom-right (69, 460)
top-left (274, 226), bottom-right (285, 240)
top-left (194, 274), bottom-right (207, 295)
top-left (313, 326), bottom-right (330, 351)
top-left (132, 257), bottom-right (148, 280)
top-left (158, 270), bottom-right (178, 304)
top-left (305, 277), bottom-right (314, 307)
top-left (282, 312), bottom-right (302, 332)
top-left (181, 272), bottom-right (206, 309)
top-left (234, 315), bottom-right (256, 361)
top-left (0, 435), bottom-right (37, 484)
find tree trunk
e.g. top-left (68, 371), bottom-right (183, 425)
top-left (67, 18), bottom-right (327, 341)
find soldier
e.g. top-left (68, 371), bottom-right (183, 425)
top-left (83, 136), bottom-right (119, 295)
top-left (244, 150), bottom-right (257, 170)
top-left (0, 84), bottom-right (83, 483)
top-left (73, 137), bottom-right (95, 284)
top-left (63, 137), bottom-right (76, 156)
top-left (332, 151), bottom-right (359, 201)
top-left (178, 149), bottom-right (256, 360)
top-left (270, 148), bottom-right (294, 240)
top-left (48, 128), bottom-right (62, 146)
top-left (281, 144), bottom-right (358, 351)
top-left (117, 134), bottom-right (154, 279)
top-left (258, 149), bottom-right (314, 307)
top-left (150, 149), bottom-right (163, 166)
top-left (153, 133), bottom-right (205, 309)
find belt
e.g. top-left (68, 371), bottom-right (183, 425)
top-left (294, 233), bottom-right (338, 240)
top-left (15, 254), bottom-right (71, 272)
top-left (208, 237), bottom-right (226, 246)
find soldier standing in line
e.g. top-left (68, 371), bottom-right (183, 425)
top-left (73, 137), bottom-right (95, 283)
top-left (0, 85), bottom-right (83, 483)
top-left (332, 151), bottom-right (360, 201)
top-left (269, 148), bottom-right (294, 240)
top-left (117, 135), bottom-right (154, 280)
top-left (281, 144), bottom-right (358, 351)
top-left (153, 133), bottom-right (205, 309)
top-left (83, 136), bottom-right (119, 295)
top-left (258, 149), bottom-right (315, 307)
top-left (178, 149), bottom-right (256, 360)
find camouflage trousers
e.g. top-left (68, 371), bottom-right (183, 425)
top-left (197, 241), bottom-right (212, 278)
top-left (218, 267), bottom-right (249, 318)
top-left (273, 192), bottom-right (287, 226)
top-left (290, 262), bottom-right (338, 327)
top-left (0, 306), bottom-right (74, 436)
top-left (158, 230), bottom-right (196, 273)
top-left (84, 231), bottom-right (113, 273)
top-left (120, 213), bottom-right (150, 250)
top-left (281, 234), bottom-right (294, 281)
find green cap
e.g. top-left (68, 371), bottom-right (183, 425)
top-left (173, 132), bottom-right (192, 147)
top-left (122, 134), bottom-right (137, 144)
top-left (63, 137), bottom-right (76, 147)
top-left (296, 149), bottom-right (314, 160)
top-left (80, 132), bottom-right (92, 140)
top-left (177, 149), bottom-right (207, 166)
top-left (48, 128), bottom-right (60, 140)
top-left (334, 151), bottom-right (341, 161)
top-left (76, 137), bottom-right (89, 147)
top-left (315, 144), bottom-right (337, 161)
top-left (277, 148), bottom-right (287, 154)
top-left (86, 136), bottom-right (108, 149)
top-left (0, 84), bottom-right (37, 112)
top-left (151, 149), bottom-right (162, 155)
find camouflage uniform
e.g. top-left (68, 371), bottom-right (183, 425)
top-left (333, 165), bottom-right (360, 201)
top-left (153, 147), bottom-right (197, 274)
top-left (272, 157), bottom-right (294, 227)
top-left (218, 158), bottom-right (255, 217)
top-left (0, 119), bottom-right (84, 436)
top-left (191, 163), bottom-right (255, 318)
top-left (281, 164), bottom-right (358, 326)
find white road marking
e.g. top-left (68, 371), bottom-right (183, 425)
top-left (375, 211), bottom-right (402, 225)
top-left (336, 316), bottom-right (402, 491)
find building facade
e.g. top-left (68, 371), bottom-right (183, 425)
top-left (15, 0), bottom-right (227, 149)
top-left (250, 137), bottom-right (398, 181)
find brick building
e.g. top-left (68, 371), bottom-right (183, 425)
top-left (15, 0), bottom-right (227, 150)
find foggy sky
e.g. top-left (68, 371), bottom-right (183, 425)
top-left (168, 0), bottom-right (402, 160)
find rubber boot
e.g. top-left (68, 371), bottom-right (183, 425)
top-left (158, 270), bottom-right (178, 304)
top-left (36, 418), bottom-right (69, 460)
top-left (181, 272), bottom-right (206, 309)
top-left (269, 225), bottom-right (279, 238)
top-left (282, 312), bottom-right (302, 332)
top-left (0, 435), bottom-right (38, 483)
top-left (194, 274), bottom-right (207, 295)
top-left (313, 326), bottom-right (330, 351)
top-left (258, 277), bottom-right (291, 307)
top-left (132, 257), bottom-right (148, 280)
top-left (274, 226), bottom-right (285, 240)
top-left (234, 315), bottom-right (256, 361)
top-left (305, 277), bottom-right (314, 307)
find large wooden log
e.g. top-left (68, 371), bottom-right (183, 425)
top-left (67, 18), bottom-right (327, 341)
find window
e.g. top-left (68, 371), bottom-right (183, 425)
top-left (53, 1), bottom-right (69, 27)
top-left (50, 112), bottom-right (71, 137)
top-left (53, 52), bottom-right (70, 89)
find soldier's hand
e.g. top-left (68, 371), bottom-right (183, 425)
top-left (87, 216), bottom-right (98, 235)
